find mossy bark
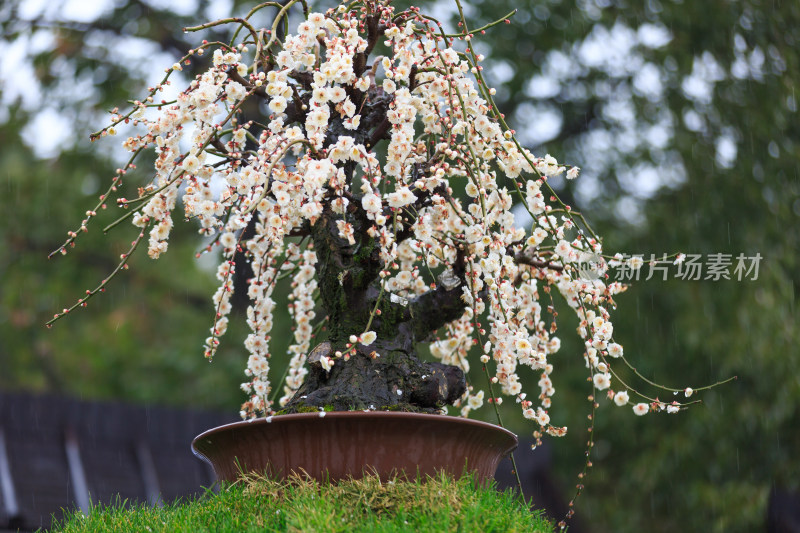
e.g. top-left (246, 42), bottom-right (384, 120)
top-left (283, 202), bottom-right (469, 413)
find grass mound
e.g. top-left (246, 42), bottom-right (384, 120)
top-left (53, 472), bottom-right (552, 532)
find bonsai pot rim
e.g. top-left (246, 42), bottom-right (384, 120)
top-left (192, 411), bottom-right (518, 483)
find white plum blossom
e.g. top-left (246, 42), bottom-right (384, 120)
top-left (386, 187), bottom-right (416, 208)
top-left (468, 390), bottom-right (484, 410)
top-left (566, 166), bottom-right (580, 180)
top-left (361, 193), bottom-right (382, 215)
top-left (628, 256), bottom-right (645, 270)
top-left (593, 373), bottom-right (611, 390)
top-left (361, 331), bottom-right (377, 345)
top-left (614, 390), bottom-right (630, 406)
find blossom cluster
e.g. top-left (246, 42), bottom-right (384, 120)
top-left (62, 0), bottom-right (705, 430)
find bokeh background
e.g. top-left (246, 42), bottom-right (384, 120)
top-left (1, 0), bottom-right (798, 531)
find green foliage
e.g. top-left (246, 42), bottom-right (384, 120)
top-left (0, 114), bottom-right (251, 410)
top-left (52, 473), bottom-right (551, 533)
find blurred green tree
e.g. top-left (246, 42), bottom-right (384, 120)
top-left (0, 0), bottom-right (277, 410)
top-left (437, 1), bottom-right (799, 531)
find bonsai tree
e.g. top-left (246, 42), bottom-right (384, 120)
top-left (50, 0), bottom-right (726, 442)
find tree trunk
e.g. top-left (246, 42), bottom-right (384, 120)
top-left (282, 202), bottom-right (469, 413)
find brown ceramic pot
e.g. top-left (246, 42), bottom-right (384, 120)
top-left (192, 411), bottom-right (517, 483)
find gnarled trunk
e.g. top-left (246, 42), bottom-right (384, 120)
top-left (283, 203), bottom-right (469, 413)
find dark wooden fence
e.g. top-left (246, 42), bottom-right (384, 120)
top-left (0, 392), bottom-right (235, 531)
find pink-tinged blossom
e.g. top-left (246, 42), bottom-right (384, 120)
top-left (181, 154), bottom-right (201, 174)
top-left (387, 187), bottom-right (416, 208)
top-left (593, 372), bottom-right (611, 390)
top-left (361, 193), bottom-right (382, 214)
top-left (566, 166), bottom-right (580, 180)
top-left (607, 342), bottom-right (624, 358)
top-left (614, 391), bottom-right (629, 406)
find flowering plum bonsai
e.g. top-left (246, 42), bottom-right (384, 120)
top-left (51, 0), bottom-right (726, 447)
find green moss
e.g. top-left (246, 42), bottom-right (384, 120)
top-left (278, 404), bottom-right (334, 414)
top-left (375, 302), bottom-right (408, 338)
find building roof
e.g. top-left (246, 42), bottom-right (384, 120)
top-left (0, 391), bottom-right (235, 531)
